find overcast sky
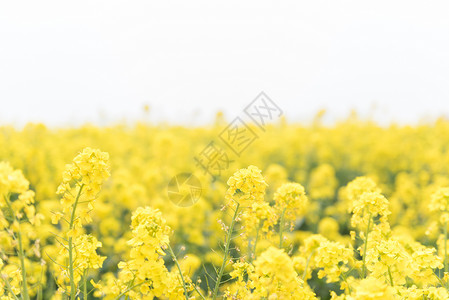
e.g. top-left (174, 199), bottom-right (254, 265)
top-left (1, 1), bottom-right (448, 126)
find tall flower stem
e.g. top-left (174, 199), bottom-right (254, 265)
top-left (1, 275), bottom-right (20, 300)
top-left (340, 272), bottom-right (353, 294)
top-left (68, 184), bottom-right (84, 300)
top-left (5, 194), bottom-right (29, 300)
top-left (387, 266), bottom-right (394, 286)
top-left (83, 270), bottom-right (88, 300)
top-left (113, 281), bottom-right (149, 300)
top-left (279, 208), bottom-right (286, 249)
top-left (167, 244), bottom-right (189, 300)
top-left (212, 202), bottom-right (240, 300)
top-left (302, 250), bottom-right (315, 282)
top-left (361, 213), bottom-right (372, 278)
top-left (445, 220), bottom-right (448, 274)
top-left (17, 230), bottom-right (29, 300)
top-left (193, 284), bottom-right (207, 300)
top-left (250, 224), bottom-right (261, 262)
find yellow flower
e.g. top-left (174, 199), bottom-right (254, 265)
top-left (97, 206), bottom-right (189, 299)
top-left (308, 164), bottom-right (338, 200)
top-left (225, 165), bottom-right (267, 206)
top-left (429, 187), bottom-right (449, 225)
top-left (347, 277), bottom-right (396, 300)
top-left (350, 189), bottom-right (390, 229)
top-left (274, 182), bottom-right (308, 225)
top-left (0, 162), bottom-right (29, 197)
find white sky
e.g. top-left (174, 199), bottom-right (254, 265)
top-left (1, 1), bottom-right (449, 126)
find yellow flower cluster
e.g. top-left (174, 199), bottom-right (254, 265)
top-left (225, 166), bottom-right (277, 242)
top-left (55, 147), bottom-right (110, 219)
top-left (298, 234), bottom-right (354, 283)
top-left (226, 247), bottom-right (316, 299)
top-left (3, 117), bottom-right (449, 299)
top-left (225, 165), bottom-right (267, 206)
top-left (94, 206), bottom-right (191, 299)
top-left (50, 147), bottom-right (110, 298)
top-left (274, 182), bottom-right (309, 226)
top-left (430, 187), bottom-right (449, 224)
top-left (0, 162), bottom-right (43, 299)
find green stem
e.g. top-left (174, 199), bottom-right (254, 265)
top-left (4, 194), bottom-right (29, 300)
top-left (387, 266), bottom-right (394, 286)
top-left (279, 208), bottom-right (286, 249)
top-left (250, 223), bottom-right (261, 262)
top-left (362, 213), bottom-right (372, 278)
top-left (68, 184), bottom-right (84, 300)
top-left (434, 272), bottom-right (448, 291)
top-left (36, 265), bottom-right (45, 300)
top-left (124, 277), bottom-right (135, 300)
top-left (17, 230), bottom-right (30, 300)
top-left (340, 272), bottom-right (352, 294)
top-left (193, 284), bottom-right (207, 300)
top-left (302, 250), bottom-right (315, 282)
top-left (445, 221), bottom-right (448, 274)
top-left (113, 281), bottom-right (148, 300)
top-left (212, 202), bottom-right (240, 300)
top-left (83, 270), bottom-right (87, 300)
top-left (167, 244), bottom-right (189, 300)
top-left (1, 275), bottom-right (20, 300)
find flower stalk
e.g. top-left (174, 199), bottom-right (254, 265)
top-left (279, 207), bottom-right (286, 249)
top-left (167, 244), bottom-right (189, 300)
top-left (362, 213), bottom-right (372, 278)
top-left (68, 184), bottom-right (84, 300)
top-left (212, 202), bottom-right (240, 300)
